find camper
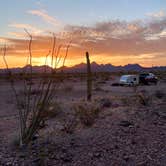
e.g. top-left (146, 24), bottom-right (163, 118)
top-left (119, 75), bottom-right (139, 86)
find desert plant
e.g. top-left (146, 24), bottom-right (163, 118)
top-left (86, 52), bottom-right (92, 101)
top-left (2, 30), bottom-right (72, 146)
top-left (74, 102), bottom-right (100, 127)
top-left (137, 91), bottom-right (152, 106)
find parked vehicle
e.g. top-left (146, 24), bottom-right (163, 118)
top-left (119, 75), bottom-right (139, 86)
top-left (139, 73), bottom-right (158, 85)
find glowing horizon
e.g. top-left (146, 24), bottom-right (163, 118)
top-left (0, 0), bottom-right (166, 68)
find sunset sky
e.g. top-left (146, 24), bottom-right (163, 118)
top-left (0, 0), bottom-right (166, 68)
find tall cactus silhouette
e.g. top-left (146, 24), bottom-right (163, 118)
top-left (86, 52), bottom-right (92, 101)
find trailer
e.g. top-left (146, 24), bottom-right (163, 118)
top-left (119, 75), bottom-right (139, 86)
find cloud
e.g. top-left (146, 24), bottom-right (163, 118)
top-left (28, 10), bottom-right (60, 26)
top-left (9, 23), bottom-right (43, 35)
top-left (147, 9), bottom-right (166, 19)
top-left (63, 17), bottom-right (166, 57)
top-left (1, 16), bottom-right (166, 67)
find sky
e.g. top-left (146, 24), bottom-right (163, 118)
top-left (0, 0), bottom-right (166, 68)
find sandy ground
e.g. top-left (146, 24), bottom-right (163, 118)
top-left (0, 76), bottom-right (166, 165)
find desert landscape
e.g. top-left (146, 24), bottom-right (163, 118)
top-left (0, 71), bottom-right (165, 165)
top-left (1, 0), bottom-right (166, 165)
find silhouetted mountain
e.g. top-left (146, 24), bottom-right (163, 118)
top-left (0, 65), bottom-right (52, 74)
top-left (59, 62), bottom-right (166, 72)
top-left (0, 62), bottom-right (165, 73)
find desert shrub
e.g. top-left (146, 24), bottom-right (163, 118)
top-left (74, 102), bottom-right (100, 127)
top-left (137, 91), bottom-right (152, 106)
top-left (154, 90), bottom-right (165, 99)
top-left (39, 102), bottom-right (61, 119)
top-left (2, 31), bottom-right (72, 146)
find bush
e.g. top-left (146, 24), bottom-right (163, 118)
top-left (137, 91), bottom-right (152, 106)
top-left (74, 102), bottom-right (100, 127)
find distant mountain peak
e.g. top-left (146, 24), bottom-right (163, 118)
top-left (0, 62), bottom-right (165, 73)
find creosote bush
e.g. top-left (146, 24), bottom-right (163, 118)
top-left (74, 102), bottom-right (100, 127)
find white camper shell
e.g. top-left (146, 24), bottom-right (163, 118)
top-left (119, 75), bottom-right (139, 86)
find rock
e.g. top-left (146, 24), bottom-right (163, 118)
top-left (119, 120), bottom-right (133, 127)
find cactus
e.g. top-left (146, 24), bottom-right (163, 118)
top-left (86, 52), bottom-right (92, 101)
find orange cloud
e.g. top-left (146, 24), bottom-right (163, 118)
top-left (1, 17), bottom-right (166, 68)
top-left (9, 23), bottom-right (43, 36)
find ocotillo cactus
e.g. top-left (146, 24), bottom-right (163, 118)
top-left (86, 52), bottom-right (92, 101)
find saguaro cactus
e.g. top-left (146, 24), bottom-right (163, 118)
top-left (86, 52), bottom-right (92, 101)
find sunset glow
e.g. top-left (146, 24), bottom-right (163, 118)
top-left (0, 0), bottom-right (166, 68)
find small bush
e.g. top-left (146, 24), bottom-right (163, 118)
top-left (137, 91), bottom-right (152, 106)
top-left (40, 102), bottom-right (61, 119)
top-left (74, 102), bottom-right (100, 127)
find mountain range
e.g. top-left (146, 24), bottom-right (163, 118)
top-left (0, 62), bottom-right (166, 73)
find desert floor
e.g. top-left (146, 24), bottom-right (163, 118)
top-left (0, 75), bottom-right (166, 166)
